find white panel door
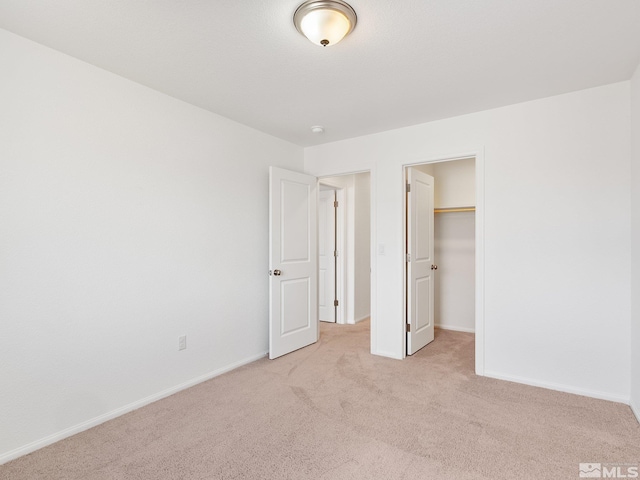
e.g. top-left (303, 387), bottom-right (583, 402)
top-left (406, 168), bottom-right (435, 355)
top-left (318, 189), bottom-right (336, 322)
top-left (269, 167), bottom-right (318, 359)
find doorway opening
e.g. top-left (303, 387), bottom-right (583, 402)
top-left (404, 157), bottom-right (477, 358)
top-left (268, 166), bottom-right (375, 360)
top-left (319, 172), bottom-right (371, 329)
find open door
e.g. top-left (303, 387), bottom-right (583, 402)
top-left (269, 167), bottom-right (318, 359)
top-left (406, 168), bottom-right (435, 355)
top-left (318, 188), bottom-right (337, 322)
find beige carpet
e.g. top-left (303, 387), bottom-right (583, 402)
top-left (2, 320), bottom-right (639, 479)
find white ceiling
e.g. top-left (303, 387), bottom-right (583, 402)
top-left (1, 0), bottom-right (640, 147)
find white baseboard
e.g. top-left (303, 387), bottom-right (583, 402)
top-left (354, 315), bottom-right (370, 324)
top-left (436, 324), bottom-right (475, 333)
top-left (484, 370), bottom-right (630, 405)
top-left (631, 399), bottom-right (640, 425)
top-left (0, 351), bottom-right (268, 466)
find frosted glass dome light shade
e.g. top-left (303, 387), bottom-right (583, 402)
top-left (294, 0), bottom-right (357, 47)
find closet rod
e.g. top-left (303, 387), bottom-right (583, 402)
top-left (434, 206), bottom-right (476, 213)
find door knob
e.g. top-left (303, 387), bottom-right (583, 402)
top-left (273, 269), bottom-right (282, 276)
top-left (431, 265), bottom-right (438, 270)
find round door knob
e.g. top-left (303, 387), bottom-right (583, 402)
top-left (273, 269), bottom-right (282, 276)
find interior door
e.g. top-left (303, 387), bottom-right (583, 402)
top-left (406, 168), bottom-right (435, 355)
top-left (269, 167), bottom-right (318, 359)
top-left (318, 188), bottom-right (337, 322)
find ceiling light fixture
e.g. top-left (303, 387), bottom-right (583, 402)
top-left (293, 0), bottom-right (357, 47)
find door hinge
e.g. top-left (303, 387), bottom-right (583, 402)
top-left (406, 183), bottom-right (411, 193)
top-left (406, 323), bottom-right (411, 332)
top-left (334, 200), bottom-right (339, 208)
top-left (406, 253), bottom-right (411, 262)
top-left (334, 299), bottom-right (339, 307)
top-left (334, 250), bottom-right (338, 257)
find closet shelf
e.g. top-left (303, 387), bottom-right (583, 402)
top-left (434, 206), bottom-right (476, 213)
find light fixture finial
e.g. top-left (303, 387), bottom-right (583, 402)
top-left (293, 0), bottom-right (357, 47)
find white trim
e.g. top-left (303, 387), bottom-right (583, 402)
top-left (0, 351), bottom-right (267, 466)
top-left (369, 167), bottom-right (377, 356)
top-left (484, 370), bottom-right (630, 404)
top-left (436, 324), bottom-right (475, 333)
top-left (401, 169), bottom-right (408, 358)
top-left (474, 150), bottom-right (485, 375)
top-left (354, 314), bottom-right (370, 324)
top-left (400, 149), bottom-right (485, 376)
top-left (631, 400), bottom-right (640, 425)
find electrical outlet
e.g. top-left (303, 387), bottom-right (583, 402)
top-left (178, 335), bottom-right (187, 351)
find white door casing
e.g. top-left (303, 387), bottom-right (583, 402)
top-left (406, 168), bottom-right (435, 355)
top-left (269, 167), bottom-right (318, 359)
top-left (319, 189), bottom-right (336, 322)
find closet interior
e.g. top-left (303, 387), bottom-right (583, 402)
top-left (415, 158), bottom-right (476, 333)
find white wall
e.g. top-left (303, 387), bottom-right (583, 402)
top-left (417, 158), bottom-right (476, 208)
top-left (0, 29), bottom-right (303, 462)
top-left (354, 172), bottom-right (371, 322)
top-left (435, 158), bottom-right (475, 208)
top-left (631, 62), bottom-right (640, 421)
top-left (305, 82), bottom-right (632, 402)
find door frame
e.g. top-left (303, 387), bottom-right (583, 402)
top-left (318, 182), bottom-right (345, 324)
top-left (402, 151), bottom-right (485, 375)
